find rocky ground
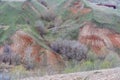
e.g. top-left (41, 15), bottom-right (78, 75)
top-left (21, 67), bottom-right (120, 80)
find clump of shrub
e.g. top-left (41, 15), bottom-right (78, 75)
top-left (0, 44), bottom-right (21, 65)
top-left (0, 44), bottom-right (13, 65)
top-left (103, 52), bottom-right (120, 67)
top-left (0, 44), bottom-right (36, 70)
top-left (35, 20), bottom-right (47, 38)
top-left (10, 65), bottom-right (27, 80)
top-left (63, 50), bottom-right (120, 74)
top-left (21, 46), bottom-right (37, 70)
top-left (41, 9), bottom-right (57, 22)
top-left (61, 28), bottom-right (80, 40)
top-left (50, 39), bottom-right (88, 61)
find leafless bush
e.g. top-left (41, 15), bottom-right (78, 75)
top-left (22, 47), bottom-right (36, 70)
top-left (0, 44), bottom-right (35, 70)
top-left (50, 39), bottom-right (88, 61)
top-left (35, 20), bottom-right (47, 38)
top-left (0, 44), bottom-right (21, 65)
top-left (41, 9), bottom-right (57, 22)
top-left (0, 44), bottom-right (13, 65)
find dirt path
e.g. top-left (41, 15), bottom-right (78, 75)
top-left (21, 67), bottom-right (120, 80)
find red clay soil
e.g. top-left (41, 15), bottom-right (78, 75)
top-left (0, 30), bottom-right (65, 72)
top-left (70, 1), bottom-right (92, 15)
top-left (78, 22), bottom-right (120, 56)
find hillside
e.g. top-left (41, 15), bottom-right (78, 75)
top-left (0, 0), bottom-right (120, 80)
top-left (0, 2), bottom-right (37, 25)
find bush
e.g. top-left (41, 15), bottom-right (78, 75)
top-left (50, 39), bottom-right (88, 61)
top-left (11, 65), bottom-right (27, 80)
top-left (22, 47), bottom-right (36, 70)
top-left (64, 51), bottom-right (120, 73)
top-left (79, 52), bottom-right (120, 71)
top-left (0, 44), bottom-right (21, 65)
top-left (0, 44), bottom-right (13, 65)
top-left (61, 28), bottom-right (80, 40)
top-left (35, 20), bottom-right (47, 38)
top-left (64, 61), bottom-right (81, 73)
top-left (104, 53), bottom-right (120, 67)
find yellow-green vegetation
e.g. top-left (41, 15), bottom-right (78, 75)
top-left (64, 52), bottom-right (120, 74)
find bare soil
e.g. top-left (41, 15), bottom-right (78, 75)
top-left (21, 67), bottom-right (120, 80)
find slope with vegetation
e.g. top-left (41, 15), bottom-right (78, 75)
top-left (0, 0), bottom-right (120, 80)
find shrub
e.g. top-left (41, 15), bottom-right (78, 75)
top-left (79, 52), bottom-right (120, 71)
top-left (22, 46), bottom-right (36, 70)
top-left (0, 44), bottom-right (14, 65)
top-left (64, 62), bottom-right (81, 73)
top-left (11, 65), bottom-right (27, 80)
top-left (41, 9), bottom-right (56, 22)
top-left (103, 52), bottom-right (120, 67)
top-left (35, 20), bottom-right (47, 38)
top-left (50, 39), bottom-right (88, 61)
top-left (0, 44), bottom-right (21, 65)
top-left (61, 27), bottom-right (80, 40)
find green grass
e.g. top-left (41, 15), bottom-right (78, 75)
top-left (0, 2), bottom-right (38, 25)
top-left (63, 51), bottom-right (120, 74)
top-left (0, 3), bottom-right (20, 25)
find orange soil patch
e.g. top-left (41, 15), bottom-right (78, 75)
top-left (78, 22), bottom-right (120, 56)
top-left (70, 1), bottom-right (92, 15)
top-left (108, 34), bottom-right (120, 48)
top-left (0, 30), bottom-right (65, 71)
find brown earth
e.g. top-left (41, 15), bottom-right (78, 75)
top-left (0, 30), bottom-right (65, 73)
top-left (21, 67), bottom-right (120, 80)
top-left (78, 22), bottom-right (120, 57)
